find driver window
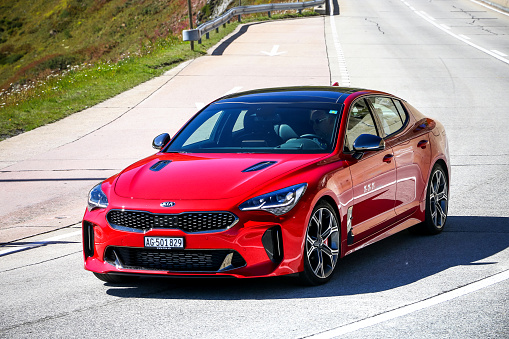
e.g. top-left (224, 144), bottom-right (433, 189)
top-left (344, 99), bottom-right (378, 151)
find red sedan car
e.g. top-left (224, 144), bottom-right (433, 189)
top-left (83, 86), bottom-right (449, 285)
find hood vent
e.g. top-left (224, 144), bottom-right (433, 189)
top-left (242, 161), bottom-right (277, 173)
top-left (149, 160), bottom-right (172, 172)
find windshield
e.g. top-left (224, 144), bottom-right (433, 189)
top-left (165, 102), bottom-right (343, 154)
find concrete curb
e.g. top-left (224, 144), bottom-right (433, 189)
top-left (314, 5), bottom-right (327, 15)
top-left (0, 60), bottom-right (194, 170)
top-left (477, 0), bottom-right (509, 12)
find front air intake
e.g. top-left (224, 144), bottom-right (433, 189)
top-left (262, 226), bottom-right (284, 263)
top-left (104, 247), bottom-right (246, 272)
top-left (83, 221), bottom-right (95, 258)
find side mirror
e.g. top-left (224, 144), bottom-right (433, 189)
top-left (352, 134), bottom-right (385, 159)
top-left (152, 133), bottom-right (171, 150)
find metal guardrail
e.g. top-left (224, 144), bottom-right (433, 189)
top-left (183, 0), bottom-right (326, 42)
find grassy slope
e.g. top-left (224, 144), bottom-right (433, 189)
top-left (0, 0), bottom-right (317, 140)
top-left (0, 0), bottom-right (207, 89)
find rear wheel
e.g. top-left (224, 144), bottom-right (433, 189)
top-left (413, 164), bottom-right (449, 235)
top-left (93, 272), bottom-right (139, 284)
top-left (299, 201), bottom-right (340, 285)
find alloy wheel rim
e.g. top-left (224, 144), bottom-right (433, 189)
top-left (306, 207), bottom-right (340, 279)
top-left (429, 169), bottom-right (448, 228)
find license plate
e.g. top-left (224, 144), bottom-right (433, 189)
top-left (144, 237), bottom-right (184, 249)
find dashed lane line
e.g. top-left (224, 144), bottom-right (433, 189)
top-left (329, 0), bottom-right (351, 86)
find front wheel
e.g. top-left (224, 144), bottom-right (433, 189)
top-left (299, 201), bottom-right (340, 285)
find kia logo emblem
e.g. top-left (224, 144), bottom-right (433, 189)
top-left (160, 202), bottom-right (175, 208)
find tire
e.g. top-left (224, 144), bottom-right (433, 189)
top-left (93, 272), bottom-right (139, 284)
top-left (413, 164), bottom-right (449, 235)
top-left (299, 201), bottom-right (340, 285)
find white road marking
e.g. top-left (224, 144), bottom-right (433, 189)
top-left (223, 86), bottom-right (243, 96)
top-left (307, 269), bottom-right (509, 338)
top-left (329, 0), bottom-right (351, 87)
top-left (491, 49), bottom-right (508, 57)
top-left (261, 45), bottom-right (287, 57)
top-left (419, 11), bottom-right (436, 21)
top-left (440, 24), bottom-right (451, 30)
top-left (458, 34), bottom-right (471, 40)
top-left (0, 230), bottom-right (82, 256)
top-left (470, 0), bottom-right (509, 17)
top-left (402, 0), bottom-right (509, 65)
top-left (194, 87), bottom-right (243, 110)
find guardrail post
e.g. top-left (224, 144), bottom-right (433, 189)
top-left (238, 0), bottom-right (242, 22)
top-left (206, 32), bottom-right (209, 39)
top-left (186, 0), bottom-right (194, 50)
top-left (268, 11), bottom-right (271, 17)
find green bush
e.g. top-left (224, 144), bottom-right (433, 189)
top-left (0, 53), bottom-right (24, 65)
top-left (36, 54), bottom-right (80, 72)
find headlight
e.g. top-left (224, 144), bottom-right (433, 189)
top-left (239, 183), bottom-right (307, 216)
top-left (88, 183), bottom-right (109, 211)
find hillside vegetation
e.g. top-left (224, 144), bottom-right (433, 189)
top-left (0, 0), bottom-right (209, 90)
top-left (0, 0), bottom-right (317, 140)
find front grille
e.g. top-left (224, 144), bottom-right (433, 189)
top-left (105, 247), bottom-right (246, 272)
top-left (107, 210), bottom-right (238, 233)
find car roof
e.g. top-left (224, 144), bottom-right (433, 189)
top-left (215, 86), bottom-right (372, 105)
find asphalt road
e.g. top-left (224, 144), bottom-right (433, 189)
top-left (1, 0), bottom-right (508, 338)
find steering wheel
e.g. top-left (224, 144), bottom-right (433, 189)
top-left (299, 134), bottom-right (328, 148)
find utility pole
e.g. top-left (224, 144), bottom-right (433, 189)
top-left (187, 0), bottom-right (194, 50)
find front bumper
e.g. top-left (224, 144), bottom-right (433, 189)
top-left (83, 205), bottom-right (306, 278)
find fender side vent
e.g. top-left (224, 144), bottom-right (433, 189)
top-left (83, 221), bottom-right (95, 258)
top-left (242, 161), bottom-right (277, 172)
top-left (149, 160), bottom-right (172, 172)
top-left (262, 226), bottom-right (284, 264)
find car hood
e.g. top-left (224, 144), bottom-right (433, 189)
top-left (114, 153), bottom-right (324, 200)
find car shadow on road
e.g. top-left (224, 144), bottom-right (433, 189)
top-left (105, 216), bottom-right (508, 300)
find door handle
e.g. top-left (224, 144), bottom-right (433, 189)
top-left (383, 154), bottom-right (394, 163)
top-left (418, 140), bottom-right (429, 149)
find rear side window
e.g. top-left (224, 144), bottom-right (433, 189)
top-left (367, 97), bottom-right (406, 137)
top-left (392, 99), bottom-right (408, 123)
